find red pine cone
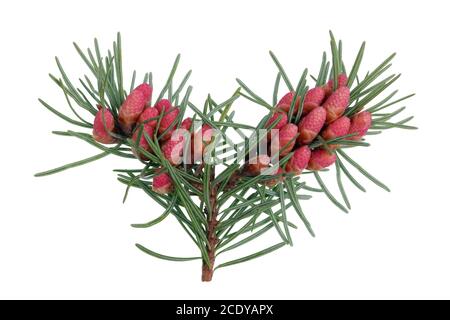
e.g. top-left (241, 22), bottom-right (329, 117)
top-left (265, 111), bottom-right (288, 141)
top-left (92, 106), bottom-right (116, 144)
top-left (154, 99), bottom-right (172, 114)
top-left (303, 87), bottom-right (325, 114)
top-left (324, 73), bottom-right (348, 97)
top-left (135, 83), bottom-right (153, 103)
top-left (162, 138), bottom-right (185, 165)
top-left (321, 116), bottom-right (351, 149)
top-left (297, 106), bottom-right (326, 144)
top-left (200, 124), bottom-right (214, 144)
top-left (161, 119), bottom-right (193, 165)
top-left (323, 86), bottom-right (350, 124)
top-left (192, 124), bottom-right (213, 162)
top-left (152, 171), bottom-right (173, 194)
top-left (347, 111), bottom-right (372, 140)
top-left (138, 107), bottom-right (159, 128)
top-left (285, 146), bottom-right (311, 175)
top-left (272, 124), bottom-right (298, 157)
top-left (180, 117), bottom-right (193, 131)
top-left (276, 92), bottom-right (300, 114)
top-left (158, 107), bottom-right (180, 139)
top-left (266, 111), bottom-right (288, 130)
top-left (307, 149), bottom-right (336, 170)
top-left (119, 83), bottom-right (152, 135)
top-left (131, 125), bottom-right (154, 157)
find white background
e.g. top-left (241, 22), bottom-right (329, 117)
top-left (1, 0), bottom-right (449, 300)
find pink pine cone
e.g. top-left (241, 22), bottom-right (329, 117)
top-left (265, 111), bottom-right (288, 141)
top-left (131, 125), bottom-right (154, 158)
top-left (192, 124), bottom-right (213, 161)
top-left (138, 107), bottom-right (159, 128)
top-left (297, 106), bottom-right (326, 144)
top-left (348, 111), bottom-right (372, 140)
top-left (337, 74), bottom-right (348, 87)
top-left (180, 117), bottom-right (193, 131)
top-left (202, 124), bottom-right (214, 143)
top-left (286, 146), bottom-right (311, 175)
top-left (321, 116), bottom-right (351, 149)
top-left (160, 118), bottom-right (194, 165)
top-left (266, 111), bottom-right (288, 130)
top-left (307, 149), bottom-right (337, 171)
top-left (276, 92), bottom-right (300, 114)
top-left (154, 99), bottom-right (172, 114)
top-left (323, 86), bottom-right (350, 124)
top-left (119, 84), bottom-right (152, 135)
top-left (152, 171), bottom-right (173, 194)
top-left (162, 138), bottom-right (185, 165)
top-left (272, 124), bottom-right (298, 157)
top-left (324, 73), bottom-right (348, 97)
top-left (93, 106), bottom-right (116, 144)
top-left (303, 87), bottom-right (325, 114)
top-left (134, 83), bottom-right (153, 103)
top-left (158, 107), bottom-right (180, 138)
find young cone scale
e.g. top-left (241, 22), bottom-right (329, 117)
top-left (158, 107), bottom-right (180, 140)
top-left (303, 87), bottom-right (325, 114)
top-left (160, 118), bottom-right (193, 165)
top-left (152, 171), bottom-right (173, 194)
top-left (324, 73), bottom-right (348, 98)
top-left (322, 116), bottom-right (351, 140)
top-left (92, 106), bottom-right (116, 144)
top-left (307, 149), bottom-right (337, 170)
top-left (285, 146), bottom-right (311, 175)
top-left (161, 139), bottom-right (184, 166)
top-left (276, 92), bottom-right (300, 114)
top-left (119, 83), bottom-right (152, 135)
top-left (192, 124), bottom-right (213, 162)
top-left (272, 123), bottom-right (298, 157)
top-left (348, 111), bottom-right (372, 140)
top-left (323, 86), bottom-right (350, 124)
top-left (265, 111), bottom-right (288, 140)
top-left (297, 106), bottom-right (327, 144)
top-left (135, 83), bottom-right (153, 102)
top-left (138, 107), bottom-right (159, 128)
top-left (180, 117), bottom-right (193, 131)
top-left (321, 116), bottom-right (351, 149)
top-left (131, 125), bottom-right (154, 158)
top-left (154, 99), bottom-right (172, 114)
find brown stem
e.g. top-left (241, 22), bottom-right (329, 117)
top-left (201, 166), bottom-right (247, 281)
top-left (202, 170), bottom-right (218, 282)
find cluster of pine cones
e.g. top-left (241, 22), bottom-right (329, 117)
top-left (244, 73), bottom-right (372, 186)
top-left (91, 83), bottom-right (213, 194)
top-left (91, 73), bottom-right (372, 193)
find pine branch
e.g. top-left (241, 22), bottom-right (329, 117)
top-left (36, 32), bottom-right (416, 281)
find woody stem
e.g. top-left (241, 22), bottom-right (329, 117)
top-left (201, 169), bottom-right (218, 282)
